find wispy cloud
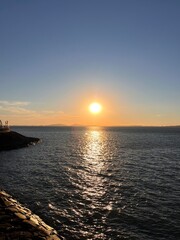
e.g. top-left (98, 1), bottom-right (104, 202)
top-left (0, 100), bottom-right (78, 125)
top-left (0, 100), bottom-right (33, 115)
top-left (0, 100), bottom-right (30, 106)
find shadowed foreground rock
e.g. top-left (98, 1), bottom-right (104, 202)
top-left (0, 190), bottom-right (63, 240)
top-left (0, 131), bottom-right (40, 151)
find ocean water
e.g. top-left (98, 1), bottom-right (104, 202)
top-left (0, 126), bottom-right (180, 240)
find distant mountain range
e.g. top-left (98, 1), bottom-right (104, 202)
top-left (48, 124), bottom-right (67, 126)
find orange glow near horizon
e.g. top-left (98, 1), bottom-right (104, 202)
top-left (2, 95), bottom-right (179, 127)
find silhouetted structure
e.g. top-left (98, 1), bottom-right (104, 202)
top-left (0, 120), bottom-right (10, 132)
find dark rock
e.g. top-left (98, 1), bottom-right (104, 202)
top-left (0, 131), bottom-right (40, 151)
top-left (0, 190), bottom-right (63, 240)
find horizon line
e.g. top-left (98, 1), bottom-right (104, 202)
top-left (10, 124), bottom-right (180, 128)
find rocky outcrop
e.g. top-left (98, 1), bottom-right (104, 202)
top-left (0, 131), bottom-right (40, 151)
top-left (0, 190), bottom-right (63, 240)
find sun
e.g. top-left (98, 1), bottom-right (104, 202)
top-left (89, 102), bottom-right (102, 114)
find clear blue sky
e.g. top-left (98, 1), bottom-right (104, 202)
top-left (1, 0), bottom-right (180, 126)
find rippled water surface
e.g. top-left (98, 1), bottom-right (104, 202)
top-left (0, 127), bottom-right (180, 239)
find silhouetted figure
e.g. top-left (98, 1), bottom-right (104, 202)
top-left (5, 121), bottom-right (8, 127)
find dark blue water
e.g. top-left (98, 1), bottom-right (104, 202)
top-left (0, 127), bottom-right (180, 240)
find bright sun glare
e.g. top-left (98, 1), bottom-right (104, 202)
top-left (89, 102), bottom-right (102, 114)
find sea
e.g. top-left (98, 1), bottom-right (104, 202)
top-left (0, 126), bottom-right (180, 240)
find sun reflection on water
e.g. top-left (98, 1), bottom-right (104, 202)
top-left (83, 130), bottom-right (104, 173)
top-left (65, 127), bottom-right (118, 236)
top-left (79, 128), bottom-right (109, 202)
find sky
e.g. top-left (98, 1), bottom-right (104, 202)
top-left (0, 0), bottom-right (180, 126)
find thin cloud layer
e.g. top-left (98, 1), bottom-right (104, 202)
top-left (0, 100), bottom-right (79, 125)
top-left (0, 100), bottom-right (33, 115)
top-left (0, 101), bottom-right (30, 106)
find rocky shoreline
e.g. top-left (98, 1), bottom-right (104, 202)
top-left (0, 132), bottom-right (64, 239)
top-left (0, 190), bottom-right (63, 240)
top-left (0, 131), bottom-right (40, 151)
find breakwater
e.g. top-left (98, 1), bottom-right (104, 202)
top-left (0, 131), bottom-right (40, 151)
top-left (0, 190), bottom-right (63, 240)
